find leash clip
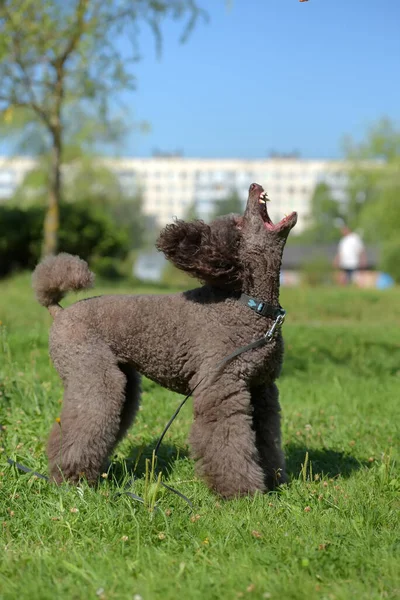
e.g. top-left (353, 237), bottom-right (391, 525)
top-left (264, 311), bottom-right (286, 342)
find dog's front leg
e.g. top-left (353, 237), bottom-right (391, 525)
top-left (189, 374), bottom-right (265, 499)
top-left (251, 382), bottom-right (287, 490)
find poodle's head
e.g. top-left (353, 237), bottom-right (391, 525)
top-left (237, 183), bottom-right (297, 297)
top-left (156, 184), bottom-right (297, 291)
top-left (239, 182), bottom-right (297, 252)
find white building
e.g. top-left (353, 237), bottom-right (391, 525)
top-left (0, 156), bottom-right (37, 200)
top-left (0, 155), bottom-right (348, 233)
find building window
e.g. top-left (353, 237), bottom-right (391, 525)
top-left (0, 170), bottom-right (14, 184)
top-left (236, 172), bottom-right (248, 182)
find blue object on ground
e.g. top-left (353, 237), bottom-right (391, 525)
top-left (376, 272), bottom-right (395, 289)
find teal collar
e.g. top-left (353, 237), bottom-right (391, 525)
top-left (239, 293), bottom-right (285, 320)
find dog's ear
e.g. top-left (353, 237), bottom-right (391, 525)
top-left (156, 215), bottom-right (243, 290)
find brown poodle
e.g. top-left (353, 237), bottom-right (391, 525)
top-left (32, 183), bottom-right (297, 498)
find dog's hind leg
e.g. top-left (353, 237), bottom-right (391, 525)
top-left (189, 375), bottom-right (266, 499)
top-left (251, 382), bottom-right (287, 490)
top-left (48, 339), bottom-right (133, 485)
top-left (116, 363), bottom-right (141, 443)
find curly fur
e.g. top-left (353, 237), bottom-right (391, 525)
top-left (33, 184), bottom-right (296, 498)
top-left (32, 253), bottom-right (94, 308)
top-left (156, 215), bottom-right (243, 290)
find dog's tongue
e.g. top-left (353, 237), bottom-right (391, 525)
top-left (258, 189), bottom-right (297, 232)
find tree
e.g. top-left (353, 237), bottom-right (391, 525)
top-left (11, 150), bottom-right (149, 251)
top-left (0, 0), bottom-right (206, 256)
top-left (184, 201), bottom-right (200, 221)
top-left (344, 118), bottom-right (400, 281)
top-left (289, 182), bottom-right (342, 245)
top-left (11, 151), bottom-right (124, 209)
top-left (343, 118), bottom-right (400, 231)
top-left (110, 190), bottom-right (149, 251)
top-left (344, 119), bottom-right (400, 239)
top-left (344, 118), bottom-right (400, 163)
top-left (7, 109), bottom-right (128, 208)
top-left (212, 189), bottom-right (244, 219)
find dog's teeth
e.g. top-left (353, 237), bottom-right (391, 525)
top-left (259, 198), bottom-right (266, 205)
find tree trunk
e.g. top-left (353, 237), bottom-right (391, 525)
top-left (42, 132), bottom-right (62, 257)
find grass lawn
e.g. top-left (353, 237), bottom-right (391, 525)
top-left (0, 274), bottom-right (399, 600)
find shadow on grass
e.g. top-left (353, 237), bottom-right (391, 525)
top-left (108, 440), bottom-right (189, 484)
top-left (285, 443), bottom-right (367, 479)
top-left (108, 439), bottom-right (366, 487)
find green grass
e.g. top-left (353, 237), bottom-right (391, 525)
top-left (0, 274), bottom-right (399, 600)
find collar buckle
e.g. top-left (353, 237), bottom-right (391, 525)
top-left (264, 311), bottom-right (286, 342)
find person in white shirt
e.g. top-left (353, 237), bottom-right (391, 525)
top-left (333, 225), bottom-right (367, 284)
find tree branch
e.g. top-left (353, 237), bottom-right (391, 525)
top-left (0, 96), bottom-right (30, 109)
top-left (0, 93), bottom-right (46, 122)
top-left (2, 7), bottom-right (52, 129)
top-left (53, 0), bottom-right (89, 68)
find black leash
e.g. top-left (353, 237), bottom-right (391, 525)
top-left (154, 296), bottom-right (285, 456)
top-left (152, 306), bottom-right (286, 506)
top-left (149, 336), bottom-right (274, 510)
top-left (6, 457), bottom-right (49, 481)
top-left (6, 297), bottom-right (285, 511)
top-left (154, 327), bottom-right (282, 456)
top-left (6, 457), bottom-right (148, 505)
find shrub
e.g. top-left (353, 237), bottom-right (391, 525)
top-left (90, 256), bottom-right (125, 280)
top-left (0, 205), bottom-right (43, 276)
top-left (58, 202), bottom-right (129, 263)
top-left (0, 202), bottom-right (129, 278)
top-left (380, 239), bottom-right (400, 283)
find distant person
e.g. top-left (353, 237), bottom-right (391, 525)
top-left (333, 224), bottom-right (367, 285)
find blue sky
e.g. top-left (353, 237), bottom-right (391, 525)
top-left (118, 0), bottom-right (400, 159)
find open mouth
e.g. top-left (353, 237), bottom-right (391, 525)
top-left (258, 188), bottom-right (297, 232)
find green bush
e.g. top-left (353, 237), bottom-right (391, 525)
top-left (0, 202), bottom-right (129, 278)
top-left (380, 239), bottom-right (400, 283)
top-left (90, 256), bottom-right (125, 280)
top-left (58, 202), bottom-right (129, 263)
top-left (0, 205), bottom-right (43, 276)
